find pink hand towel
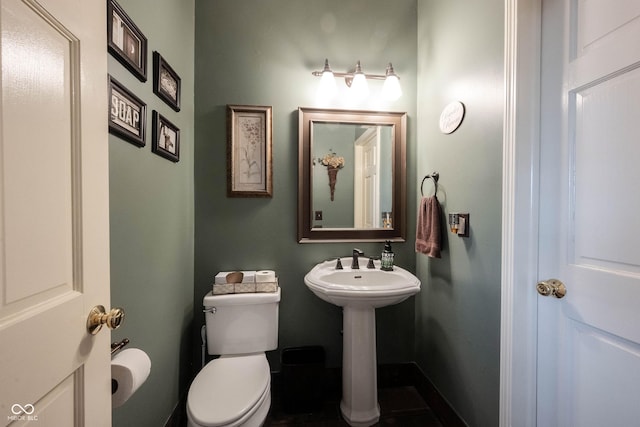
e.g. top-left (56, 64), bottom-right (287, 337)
top-left (415, 196), bottom-right (442, 258)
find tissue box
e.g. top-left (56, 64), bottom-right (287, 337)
top-left (256, 278), bottom-right (278, 293)
top-left (215, 271), bottom-right (256, 284)
top-left (212, 270), bottom-right (254, 294)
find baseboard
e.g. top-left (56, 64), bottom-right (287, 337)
top-left (391, 362), bottom-right (468, 427)
top-left (163, 393), bottom-right (187, 427)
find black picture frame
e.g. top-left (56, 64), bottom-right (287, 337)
top-left (107, 0), bottom-right (148, 82)
top-left (152, 111), bottom-right (180, 162)
top-left (153, 51), bottom-right (181, 112)
top-left (108, 75), bottom-right (146, 147)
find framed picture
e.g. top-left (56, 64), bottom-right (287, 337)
top-left (152, 111), bottom-right (180, 162)
top-left (108, 75), bottom-right (146, 147)
top-left (107, 0), bottom-right (148, 82)
top-left (153, 51), bottom-right (181, 112)
top-left (227, 105), bottom-right (273, 197)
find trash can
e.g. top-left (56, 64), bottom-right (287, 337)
top-left (281, 346), bottom-right (325, 413)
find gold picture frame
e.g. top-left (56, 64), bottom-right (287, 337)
top-left (226, 105), bottom-right (273, 197)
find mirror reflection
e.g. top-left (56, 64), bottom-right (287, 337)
top-left (298, 107), bottom-right (407, 242)
top-left (312, 123), bottom-right (393, 229)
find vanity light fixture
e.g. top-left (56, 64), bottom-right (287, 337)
top-left (312, 59), bottom-right (402, 101)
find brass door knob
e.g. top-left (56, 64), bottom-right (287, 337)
top-left (536, 279), bottom-right (566, 299)
top-left (87, 305), bottom-right (125, 335)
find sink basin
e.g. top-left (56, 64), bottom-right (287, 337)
top-left (304, 257), bottom-right (421, 308)
top-left (304, 257), bottom-right (421, 426)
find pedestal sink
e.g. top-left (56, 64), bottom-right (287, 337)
top-left (304, 257), bottom-right (421, 427)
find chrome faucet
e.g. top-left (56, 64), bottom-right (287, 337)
top-left (351, 248), bottom-right (364, 269)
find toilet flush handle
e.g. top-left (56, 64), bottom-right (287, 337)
top-left (203, 307), bottom-right (217, 314)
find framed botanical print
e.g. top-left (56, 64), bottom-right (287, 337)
top-left (226, 105), bottom-right (273, 197)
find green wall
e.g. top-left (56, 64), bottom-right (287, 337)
top-left (193, 0), bottom-right (419, 371)
top-left (108, 0), bottom-right (195, 426)
top-left (106, 1), bottom-right (505, 426)
top-left (415, 1), bottom-right (504, 426)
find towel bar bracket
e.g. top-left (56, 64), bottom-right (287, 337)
top-left (420, 172), bottom-right (439, 197)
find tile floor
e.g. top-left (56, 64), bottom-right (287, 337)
top-left (264, 385), bottom-right (444, 427)
top-left (171, 363), bottom-right (462, 427)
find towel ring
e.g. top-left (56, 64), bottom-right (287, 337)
top-left (420, 172), bottom-right (439, 197)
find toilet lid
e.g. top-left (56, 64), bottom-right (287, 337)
top-left (187, 354), bottom-right (270, 427)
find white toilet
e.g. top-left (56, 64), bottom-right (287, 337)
top-left (187, 289), bottom-right (281, 427)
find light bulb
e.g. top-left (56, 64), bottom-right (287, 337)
top-left (319, 70), bottom-right (337, 97)
top-left (350, 61), bottom-right (368, 100)
top-left (317, 59), bottom-right (337, 101)
top-left (382, 63), bottom-right (402, 101)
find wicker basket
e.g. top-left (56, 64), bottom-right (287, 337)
top-left (234, 282), bottom-right (257, 293)
top-left (211, 272), bottom-right (278, 294)
top-left (212, 283), bottom-right (234, 295)
top-left (256, 280), bottom-right (278, 293)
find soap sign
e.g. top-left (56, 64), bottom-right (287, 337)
top-left (108, 75), bottom-right (147, 147)
top-left (439, 101), bottom-right (465, 134)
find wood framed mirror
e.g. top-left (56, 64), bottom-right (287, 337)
top-left (298, 107), bottom-right (407, 242)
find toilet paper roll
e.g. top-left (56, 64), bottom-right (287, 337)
top-left (255, 270), bottom-right (276, 283)
top-left (111, 348), bottom-right (151, 408)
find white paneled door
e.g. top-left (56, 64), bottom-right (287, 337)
top-left (0, 0), bottom-right (110, 425)
top-left (537, 0), bottom-right (640, 425)
top-left (354, 128), bottom-right (380, 229)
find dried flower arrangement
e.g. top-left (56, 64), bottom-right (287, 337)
top-left (319, 150), bottom-right (345, 201)
top-left (320, 150), bottom-right (345, 169)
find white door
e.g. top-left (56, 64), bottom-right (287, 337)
top-left (537, 0), bottom-right (640, 425)
top-left (354, 128), bottom-right (380, 228)
top-left (0, 0), bottom-right (110, 425)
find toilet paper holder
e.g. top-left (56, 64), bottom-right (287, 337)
top-left (111, 338), bottom-right (130, 355)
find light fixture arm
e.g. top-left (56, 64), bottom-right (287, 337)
top-left (311, 59), bottom-right (396, 87)
top-left (311, 70), bottom-right (388, 80)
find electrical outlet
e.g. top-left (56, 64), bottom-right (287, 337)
top-left (315, 210), bottom-right (323, 220)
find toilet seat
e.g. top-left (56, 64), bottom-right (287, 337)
top-left (187, 353), bottom-right (271, 427)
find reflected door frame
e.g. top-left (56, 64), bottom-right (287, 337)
top-left (354, 127), bottom-right (380, 228)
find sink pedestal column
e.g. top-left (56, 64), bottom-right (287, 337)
top-left (340, 306), bottom-right (379, 427)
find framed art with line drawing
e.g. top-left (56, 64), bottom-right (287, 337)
top-left (107, 0), bottom-right (147, 82)
top-left (227, 105), bottom-right (273, 197)
top-left (153, 51), bottom-right (181, 112)
top-left (108, 75), bottom-right (146, 147)
top-left (152, 111), bottom-right (180, 162)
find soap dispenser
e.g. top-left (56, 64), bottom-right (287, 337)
top-left (381, 240), bottom-right (394, 271)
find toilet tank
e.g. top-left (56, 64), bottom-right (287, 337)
top-left (203, 288), bottom-right (280, 355)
